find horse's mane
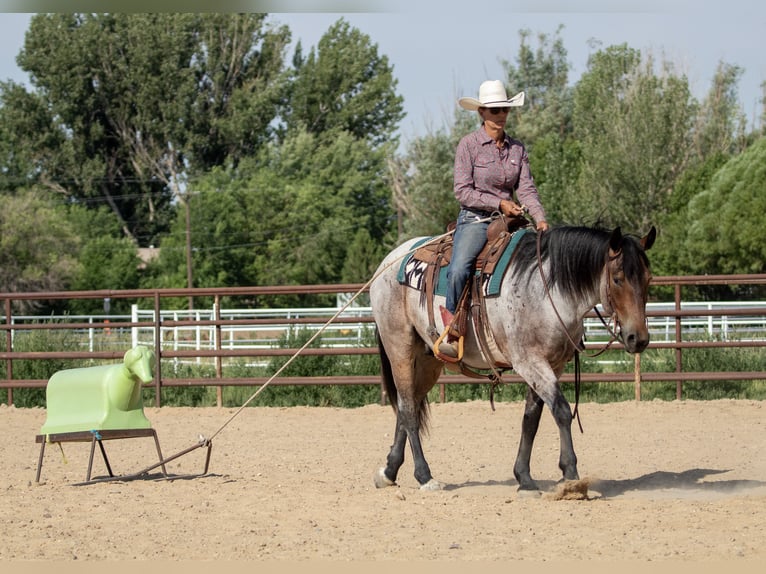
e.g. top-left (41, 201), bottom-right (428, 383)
top-left (512, 226), bottom-right (649, 301)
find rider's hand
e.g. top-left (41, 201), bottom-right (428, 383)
top-left (499, 199), bottom-right (523, 217)
top-left (536, 221), bottom-right (549, 232)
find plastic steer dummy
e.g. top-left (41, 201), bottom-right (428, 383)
top-left (40, 345), bottom-right (155, 435)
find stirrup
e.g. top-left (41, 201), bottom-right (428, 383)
top-left (434, 327), bottom-right (463, 363)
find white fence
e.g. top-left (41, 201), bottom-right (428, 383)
top-left (130, 301), bottom-right (766, 351)
top-left (6, 301), bottom-right (766, 354)
top-left (130, 305), bottom-right (375, 352)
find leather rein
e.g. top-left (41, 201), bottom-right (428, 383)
top-left (534, 231), bottom-right (623, 433)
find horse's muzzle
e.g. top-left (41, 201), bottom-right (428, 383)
top-left (623, 330), bottom-right (650, 354)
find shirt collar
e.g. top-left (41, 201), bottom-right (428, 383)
top-left (479, 125), bottom-right (508, 147)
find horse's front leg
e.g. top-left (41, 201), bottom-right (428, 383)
top-left (551, 392), bottom-right (579, 481)
top-left (513, 377), bottom-right (579, 491)
top-left (513, 388), bottom-right (544, 492)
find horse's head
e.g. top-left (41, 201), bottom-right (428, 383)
top-left (600, 226), bottom-right (656, 353)
top-left (123, 345), bottom-right (155, 383)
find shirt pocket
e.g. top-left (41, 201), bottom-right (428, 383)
top-left (474, 158), bottom-right (496, 170)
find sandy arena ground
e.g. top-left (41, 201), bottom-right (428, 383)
top-left (1, 399), bottom-right (765, 564)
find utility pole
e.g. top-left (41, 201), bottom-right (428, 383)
top-left (185, 192), bottom-right (194, 310)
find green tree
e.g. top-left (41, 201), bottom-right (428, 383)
top-left (391, 106), bottom-right (479, 239)
top-left (499, 26), bottom-right (577, 226)
top-left (145, 127), bottom-right (393, 303)
top-left (683, 136), bottom-right (766, 276)
top-left (65, 205), bottom-right (142, 314)
top-left (9, 13), bottom-right (291, 246)
top-left (0, 81), bottom-right (64, 192)
top-left (692, 62), bottom-right (747, 158)
top-left (254, 128), bottom-right (393, 287)
top-left (571, 44), bottom-right (694, 232)
top-left (394, 130), bottom-right (457, 238)
top-left (650, 152), bottom-right (729, 279)
top-left (0, 191), bottom-right (80, 311)
top-left (502, 26), bottom-right (572, 147)
top-left (760, 80), bottom-right (766, 137)
top-left (284, 18), bottom-right (404, 148)
top-left (340, 228), bottom-right (385, 285)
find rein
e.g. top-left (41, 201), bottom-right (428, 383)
top-left (534, 231), bottom-right (622, 433)
top-left (535, 230), bottom-right (621, 357)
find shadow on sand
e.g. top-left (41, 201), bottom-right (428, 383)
top-left (590, 468), bottom-right (766, 498)
top-left (444, 468), bottom-right (766, 499)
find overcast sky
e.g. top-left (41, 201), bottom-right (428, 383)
top-left (1, 2), bottom-right (764, 150)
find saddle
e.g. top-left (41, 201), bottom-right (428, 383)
top-left (413, 213), bottom-right (529, 366)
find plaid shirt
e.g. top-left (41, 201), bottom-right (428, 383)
top-left (453, 125), bottom-right (547, 225)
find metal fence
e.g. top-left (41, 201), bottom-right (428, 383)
top-left (2, 274), bottom-right (765, 406)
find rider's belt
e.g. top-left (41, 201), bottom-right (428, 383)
top-left (462, 207), bottom-right (496, 219)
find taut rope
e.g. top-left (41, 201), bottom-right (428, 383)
top-left (75, 220), bottom-right (498, 485)
top-left (205, 225), bottom-right (469, 442)
top-left (141, 223), bottom-right (488, 481)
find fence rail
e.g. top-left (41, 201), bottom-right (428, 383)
top-left (2, 274), bottom-right (765, 406)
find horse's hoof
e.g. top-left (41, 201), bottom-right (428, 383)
top-left (419, 478), bottom-right (443, 491)
top-left (373, 467), bottom-right (396, 488)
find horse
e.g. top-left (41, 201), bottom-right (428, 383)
top-left (369, 223), bottom-right (656, 493)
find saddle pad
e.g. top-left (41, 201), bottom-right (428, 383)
top-left (397, 228), bottom-right (530, 297)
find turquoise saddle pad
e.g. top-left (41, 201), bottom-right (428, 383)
top-left (397, 228), bottom-right (529, 297)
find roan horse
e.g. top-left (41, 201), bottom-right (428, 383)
top-left (369, 223), bottom-right (656, 492)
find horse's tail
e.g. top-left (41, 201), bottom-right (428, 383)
top-left (375, 325), bottom-right (431, 436)
top-left (376, 326), bottom-right (398, 413)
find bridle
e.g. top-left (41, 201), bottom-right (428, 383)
top-left (534, 230), bottom-right (626, 433)
top-left (535, 231), bottom-right (622, 358)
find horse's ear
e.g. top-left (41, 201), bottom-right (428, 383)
top-left (609, 227), bottom-right (623, 254)
top-left (641, 226), bottom-right (657, 251)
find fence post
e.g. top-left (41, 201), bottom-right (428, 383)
top-left (214, 296), bottom-right (223, 408)
top-left (675, 284), bottom-right (683, 400)
top-left (634, 353), bottom-right (641, 401)
top-left (131, 304), bottom-right (139, 348)
top-left (154, 292), bottom-right (162, 408)
top-left (4, 298), bottom-right (13, 406)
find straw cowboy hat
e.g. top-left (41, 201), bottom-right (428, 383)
top-left (458, 80), bottom-right (525, 111)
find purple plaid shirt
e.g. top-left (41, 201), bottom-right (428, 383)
top-left (453, 125), bottom-right (547, 225)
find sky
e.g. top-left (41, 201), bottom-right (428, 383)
top-left (0, 2), bottom-right (764, 151)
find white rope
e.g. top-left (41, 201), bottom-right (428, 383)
top-left (205, 223), bottom-right (480, 442)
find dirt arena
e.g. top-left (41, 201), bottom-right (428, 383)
top-left (1, 399), bottom-right (765, 563)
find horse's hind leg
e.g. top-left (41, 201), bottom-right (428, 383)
top-left (513, 388), bottom-right (545, 492)
top-left (374, 418), bottom-right (407, 488)
top-left (376, 344), bottom-right (443, 490)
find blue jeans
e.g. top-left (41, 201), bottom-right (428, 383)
top-left (445, 209), bottom-right (490, 314)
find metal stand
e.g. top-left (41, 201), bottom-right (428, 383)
top-left (35, 428), bottom-right (167, 484)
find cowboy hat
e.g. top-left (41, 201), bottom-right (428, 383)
top-left (458, 80), bottom-right (525, 111)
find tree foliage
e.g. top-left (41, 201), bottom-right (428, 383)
top-left (502, 26), bottom-right (572, 146)
top-left (284, 19), bottom-right (404, 148)
top-left (0, 16), bottom-right (763, 312)
top-left (692, 62), bottom-right (747, 157)
top-left (571, 45), bottom-right (694, 231)
top-left (144, 126), bottom-right (394, 304)
top-left (394, 130), bottom-right (457, 237)
top-left (683, 136), bottom-right (766, 275)
top-left (9, 13), bottom-right (291, 246)
top-left (0, 191), bottom-right (80, 310)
